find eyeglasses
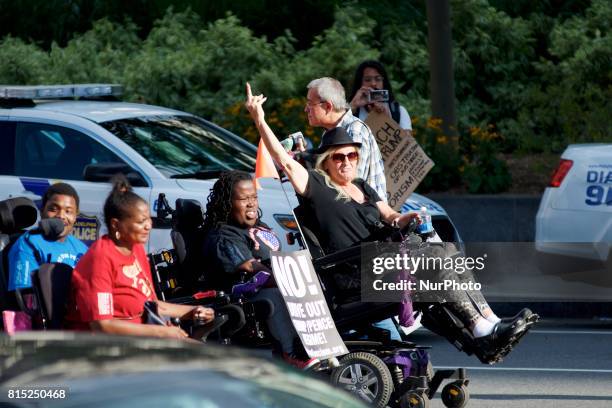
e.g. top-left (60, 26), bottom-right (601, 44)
top-left (363, 75), bottom-right (384, 83)
top-left (305, 100), bottom-right (325, 108)
top-left (331, 152), bottom-right (359, 163)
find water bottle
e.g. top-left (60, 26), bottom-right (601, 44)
top-left (417, 206), bottom-right (434, 237)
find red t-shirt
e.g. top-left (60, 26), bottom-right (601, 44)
top-left (65, 235), bottom-right (157, 329)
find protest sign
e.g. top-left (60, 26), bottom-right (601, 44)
top-left (365, 112), bottom-right (434, 210)
top-left (271, 249), bottom-right (348, 360)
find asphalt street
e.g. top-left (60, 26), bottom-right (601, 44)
top-left (409, 319), bottom-right (612, 407)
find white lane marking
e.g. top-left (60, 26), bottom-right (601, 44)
top-left (531, 330), bottom-right (612, 335)
top-left (436, 366), bottom-right (612, 373)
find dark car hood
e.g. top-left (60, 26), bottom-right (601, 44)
top-left (0, 332), bottom-right (366, 408)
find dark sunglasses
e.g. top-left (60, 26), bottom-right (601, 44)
top-left (331, 151), bottom-right (359, 163)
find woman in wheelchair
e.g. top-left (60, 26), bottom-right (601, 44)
top-left (201, 171), bottom-right (320, 370)
top-left (245, 83), bottom-right (534, 362)
top-left (64, 176), bottom-right (214, 339)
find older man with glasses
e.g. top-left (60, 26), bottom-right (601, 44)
top-left (304, 77), bottom-right (387, 202)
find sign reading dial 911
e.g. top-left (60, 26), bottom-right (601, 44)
top-left (271, 250), bottom-right (348, 360)
top-left (585, 170), bottom-right (612, 206)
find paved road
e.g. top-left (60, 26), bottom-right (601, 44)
top-left (409, 319), bottom-right (612, 407)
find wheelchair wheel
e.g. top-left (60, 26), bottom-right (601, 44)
top-left (441, 381), bottom-right (469, 408)
top-left (330, 352), bottom-right (393, 408)
top-left (400, 390), bottom-right (430, 408)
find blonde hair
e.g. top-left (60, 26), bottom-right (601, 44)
top-left (314, 145), bottom-right (360, 202)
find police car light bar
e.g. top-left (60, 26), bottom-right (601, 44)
top-left (0, 84), bottom-right (123, 99)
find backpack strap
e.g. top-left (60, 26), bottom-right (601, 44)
top-left (389, 101), bottom-right (401, 124)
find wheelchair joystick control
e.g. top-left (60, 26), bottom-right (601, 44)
top-left (406, 217), bottom-right (419, 234)
top-left (192, 314), bottom-right (211, 328)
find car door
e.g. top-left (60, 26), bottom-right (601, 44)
top-left (9, 121), bottom-right (151, 246)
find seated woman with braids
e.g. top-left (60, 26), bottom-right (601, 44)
top-left (244, 82), bottom-right (534, 362)
top-left (65, 175), bottom-right (214, 340)
top-left (201, 170), bottom-right (319, 370)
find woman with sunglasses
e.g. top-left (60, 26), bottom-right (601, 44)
top-left (245, 83), bottom-right (532, 362)
top-left (246, 82), bottom-right (417, 253)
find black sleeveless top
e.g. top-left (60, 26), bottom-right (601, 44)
top-left (300, 171), bottom-right (383, 253)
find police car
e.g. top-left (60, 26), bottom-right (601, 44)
top-left (535, 144), bottom-right (612, 261)
top-left (0, 84), bottom-right (460, 253)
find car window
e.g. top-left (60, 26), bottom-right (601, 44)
top-left (100, 115), bottom-right (256, 177)
top-left (0, 121), bottom-right (16, 175)
top-left (14, 122), bottom-right (125, 180)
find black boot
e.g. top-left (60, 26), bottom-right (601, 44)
top-left (474, 316), bottom-right (527, 362)
top-left (501, 308), bottom-right (538, 325)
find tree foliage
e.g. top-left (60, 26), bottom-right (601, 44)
top-left (0, 0), bottom-right (609, 193)
top-left (516, 0), bottom-right (611, 150)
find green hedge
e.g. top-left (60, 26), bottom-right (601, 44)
top-left (1, 1), bottom-right (609, 193)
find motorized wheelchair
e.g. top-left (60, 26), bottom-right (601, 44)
top-left (295, 203), bottom-right (537, 362)
top-left (148, 194), bottom-right (475, 408)
top-left (150, 194), bottom-right (278, 346)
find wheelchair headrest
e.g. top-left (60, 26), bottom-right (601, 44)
top-left (171, 230), bottom-right (187, 264)
top-left (0, 197), bottom-right (38, 234)
top-left (174, 199), bottom-right (204, 231)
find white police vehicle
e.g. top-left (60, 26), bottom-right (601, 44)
top-left (0, 84), bottom-right (460, 253)
top-left (536, 143), bottom-right (612, 261)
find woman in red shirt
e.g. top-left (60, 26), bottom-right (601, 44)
top-left (66, 176), bottom-right (213, 339)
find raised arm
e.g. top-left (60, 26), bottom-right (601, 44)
top-left (244, 83), bottom-right (309, 195)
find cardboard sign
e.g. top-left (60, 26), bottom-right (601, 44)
top-left (365, 112), bottom-right (434, 210)
top-left (271, 250), bottom-right (348, 360)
